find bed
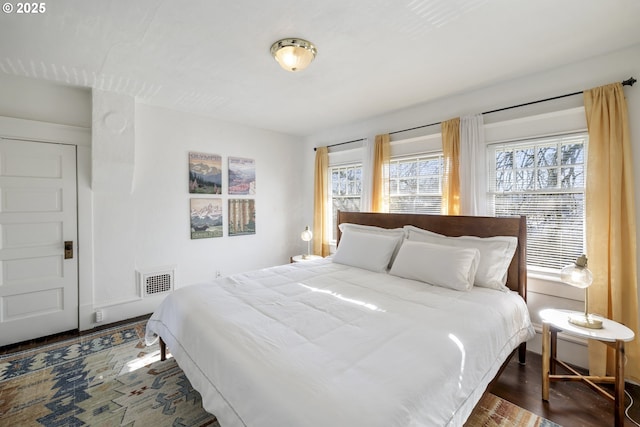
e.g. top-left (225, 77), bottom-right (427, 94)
top-left (145, 211), bottom-right (534, 427)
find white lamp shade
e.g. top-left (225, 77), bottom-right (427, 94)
top-left (301, 227), bottom-right (313, 242)
top-left (560, 255), bottom-right (593, 289)
top-left (560, 255), bottom-right (601, 328)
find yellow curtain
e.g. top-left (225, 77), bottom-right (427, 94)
top-left (313, 147), bottom-right (330, 257)
top-left (442, 117), bottom-right (461, 215)
top-left (584, 82), bottom-right (640, 382)
top-left (372, 133), bottom-right (390, 212)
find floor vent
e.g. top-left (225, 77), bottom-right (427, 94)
top-left (138, 268), bottom-right (174, 297)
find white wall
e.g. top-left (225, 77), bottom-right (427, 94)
top-left (303, 43), bottom-right (640, 367)
top-left (0, 74), bottom-right (307, 332)
top-left (90, 104), bottom-right (307, 326)
top-left (0, 74), bottom-right (91, 127)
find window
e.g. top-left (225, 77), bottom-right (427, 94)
top-left (488, 133), bottom-right (587, 272)
top-left (389, 154), bottom-right (443, 214)
top-left (330, 163), bottom-right (362, 240)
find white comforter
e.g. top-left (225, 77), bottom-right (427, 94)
top-left (145, 259), bottom-right (534, 427)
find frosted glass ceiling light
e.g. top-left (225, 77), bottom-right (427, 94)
top-left (270, 38), bottom-right (317, 72)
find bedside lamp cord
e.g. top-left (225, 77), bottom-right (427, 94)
top-left (626, 389), bottom-right (640, 427)
top-left (624, 354), bottom-right (640, 426)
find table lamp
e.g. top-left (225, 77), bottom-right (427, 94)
top-left (301, 226), bottom-right (313, 259)
top-left (560, 254), bottom-right (602, 329)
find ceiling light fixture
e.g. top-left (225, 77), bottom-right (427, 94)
top-left (270, 38), bottom-right (317, 72)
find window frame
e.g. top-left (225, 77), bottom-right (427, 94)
top-left (388, 152), bottom-right (444, 215)
top-left (487, 131), bottom-right (588, 282)
top-left (482, 105), bottom-right (589, 300)
top-left (328, 161), bottom-right (363, 242)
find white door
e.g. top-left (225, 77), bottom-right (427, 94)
top-left (0, 139), bottom-right (78, 346)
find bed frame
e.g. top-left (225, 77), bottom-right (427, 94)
top-left (336, 210), bottom-right (528, 363)
top-left (159, 211), bottom-right (528, 364)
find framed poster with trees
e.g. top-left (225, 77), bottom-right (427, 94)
top-left (229, 199), bottom-right (255, 236)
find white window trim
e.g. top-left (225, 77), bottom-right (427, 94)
top-left (389, 152), bottom-right (444, 215)
top-left (485, 106), bottom-right (588, 300)
top-left (328, 161), bottom-right (363, 248)
top-left (390, 133), bottom-right (442, 157)
top-left (529, 270), bottom-right (584, 301)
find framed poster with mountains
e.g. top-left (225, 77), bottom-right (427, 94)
top-left (189, 152), bottom-right (222, 194)
top-left (228, 157), bottom-right (255, 195)
top-left (190, 198), bottom-right (223, 239)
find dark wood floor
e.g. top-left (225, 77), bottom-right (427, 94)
top-left (2, 323), bottom-right (639, 427)
top-left (491, 350), bottom-right (640, 427)
top-left (0, 314), bottom-right (151, 355)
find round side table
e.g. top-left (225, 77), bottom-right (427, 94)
top-left (540, 308), bottom-right (635, 427)
top-left (291, 254), bottom-right (323, 263)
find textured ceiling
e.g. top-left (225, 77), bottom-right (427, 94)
top-left (1, 0), bottom-right (639, 136)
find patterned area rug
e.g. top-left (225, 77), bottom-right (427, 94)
top-left (0, 320), bottom-right (560, 426)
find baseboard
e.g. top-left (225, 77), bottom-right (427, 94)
top-left (79, 293), bottom-right (167, 331)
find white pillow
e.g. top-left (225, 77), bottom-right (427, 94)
top-left (338, 223), bottom-right (405, 237)
top-left (389, 240), bottom-right (480, 291)
top-left (404, 225), bottom-right (518, 291)
top-left (339, 223), bottom-right (406, 264)
top-left (333, 229), bottom-right (401, 273)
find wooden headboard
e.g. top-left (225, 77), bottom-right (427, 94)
top-left (336, 211), bottom-right (527, 301)
top-left (337, 211), bottom-right (529, 364)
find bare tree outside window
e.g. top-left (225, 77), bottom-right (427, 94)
top-left (389, 154), bottom-right (443, 215)
top-left (489, 134), bottom-right (587, 271)
top-left (330, 164), bottom-right (362, 241)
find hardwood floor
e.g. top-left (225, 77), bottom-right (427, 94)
top-left (2, 322), bottom-right (639, 427)
top-left (491, 350), bottom-right (640, 427)
top-left (0, 314), bottom-right (151, 355)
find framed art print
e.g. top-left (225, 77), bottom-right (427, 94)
top-left (189, 152), bottom-right (222, 194)
top-left (228, 199), bottom-right (255, 236)
top-left (190, 198), bottom-right (223, 239)
top-left (228, 157), bottom-right (255, 195)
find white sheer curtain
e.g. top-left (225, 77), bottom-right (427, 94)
top-left (459, 114), bottom-right (487, 215)
top-left (360, 137), bottom-right (373, 212)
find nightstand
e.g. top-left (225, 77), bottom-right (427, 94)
top-left (291, 255), bottom-right (323, 263)
top-left (540, 308), bottom-right (635, 427)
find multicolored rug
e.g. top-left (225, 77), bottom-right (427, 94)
top-left (0, 321), bottom-right (560, 426)
top-left (465, 393), bottom-right (560, 427)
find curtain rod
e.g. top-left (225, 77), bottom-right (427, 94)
top-left (313, 77), bottom-right (636, 151)
top-left (313, 137), bottom-right (365, 152)
top-left (388, 76), bottom-right (636, 136)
